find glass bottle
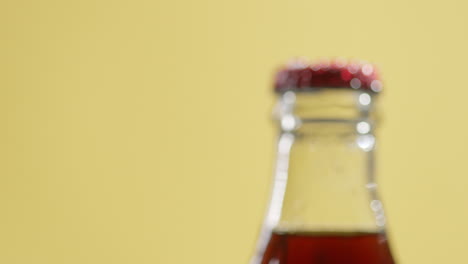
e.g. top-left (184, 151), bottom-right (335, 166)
top-left (251, 59), bottom-right (395, 264)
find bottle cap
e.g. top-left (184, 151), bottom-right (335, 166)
top-left (274, 58), bottom-right (383, 93)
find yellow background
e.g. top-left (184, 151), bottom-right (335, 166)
top-left (1, 0), bottom-right (467, 263)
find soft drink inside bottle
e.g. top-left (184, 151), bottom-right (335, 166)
top-left (261, 231), bottom-right (394, 264)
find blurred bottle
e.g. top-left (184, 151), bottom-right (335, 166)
top-left (251, 59), bottom-right (395, 264)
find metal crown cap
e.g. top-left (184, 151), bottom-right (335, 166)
top-left (274, 58), bottom-right (383, 93)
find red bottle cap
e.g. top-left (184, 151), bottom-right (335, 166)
top-left (274, 58), bottom-right (383, 93)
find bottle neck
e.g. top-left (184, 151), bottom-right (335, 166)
top-left (267, 90), bottom-right (385, 234)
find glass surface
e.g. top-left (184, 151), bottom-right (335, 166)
top-left (252, 90), bottom-right (395, 264)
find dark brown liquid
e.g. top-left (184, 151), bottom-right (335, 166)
top-left (261, 231), bottom-right (395, 264)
